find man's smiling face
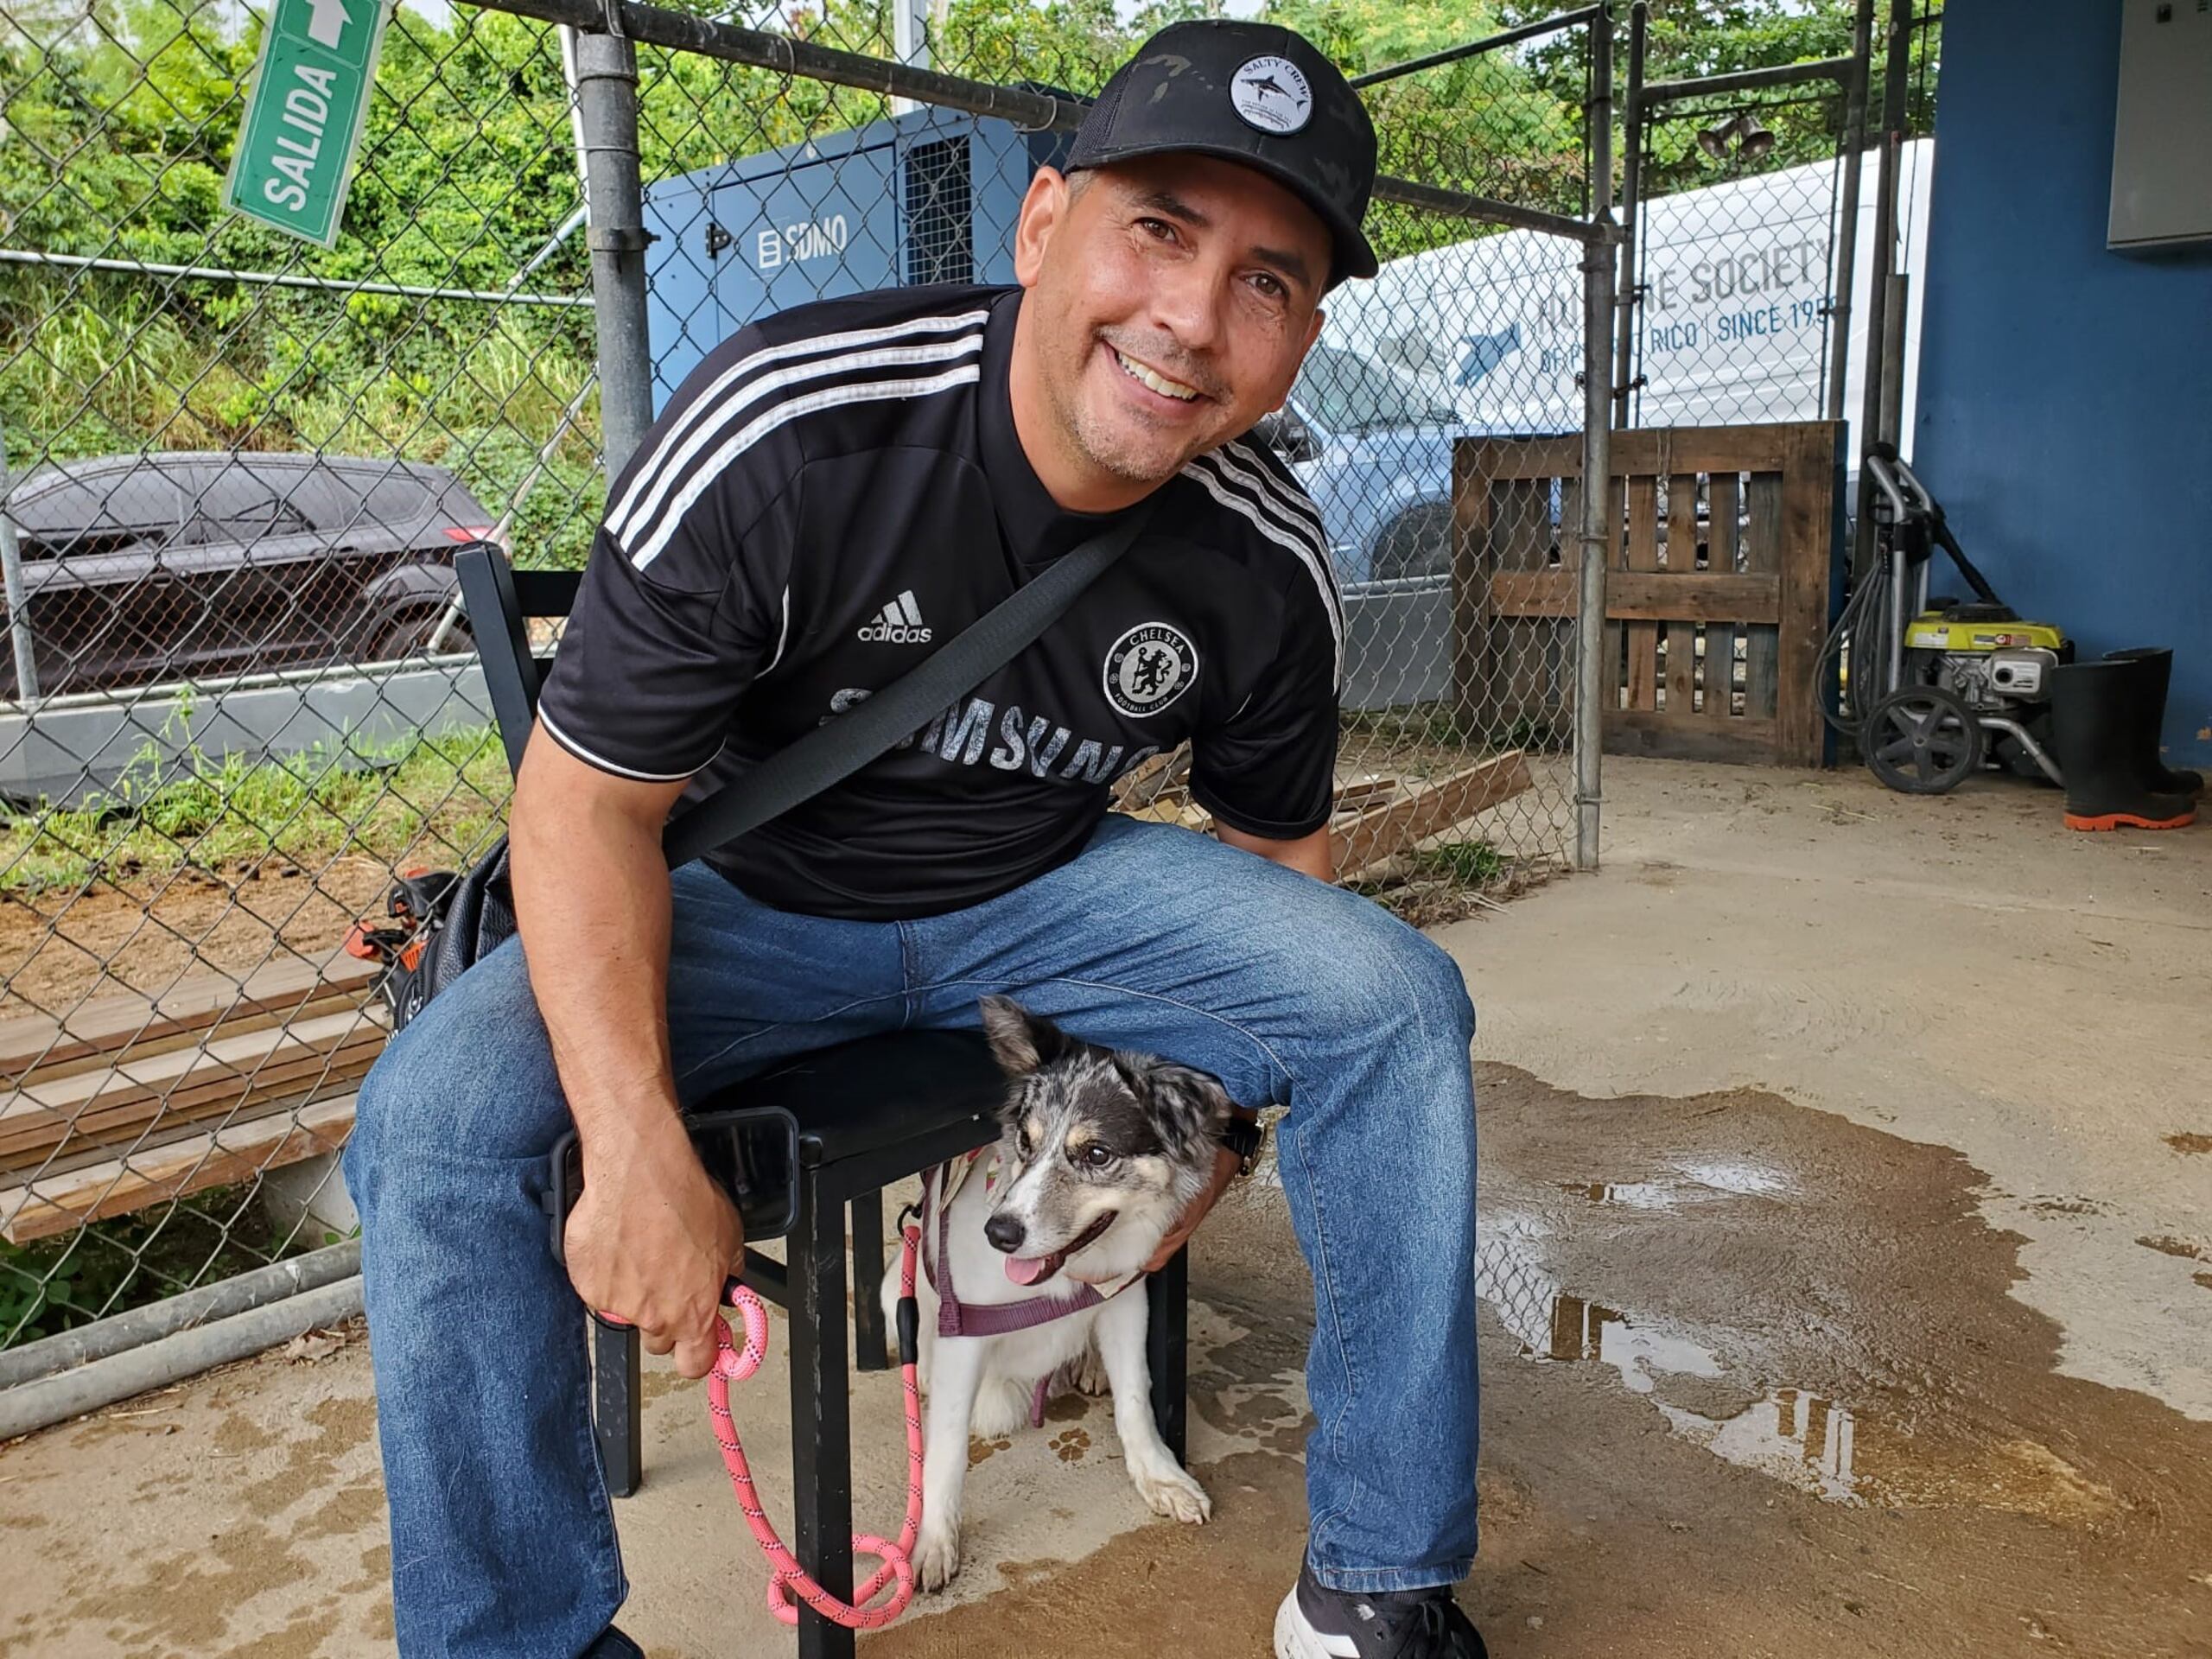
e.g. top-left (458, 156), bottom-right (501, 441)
top-left (1008, 152), bottom-right (1332, 508)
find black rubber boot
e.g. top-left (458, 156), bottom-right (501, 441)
top-left (2101, 647), bottom-right (2204, 797)
top-left (2050, 659), bottom-right (2196, 831)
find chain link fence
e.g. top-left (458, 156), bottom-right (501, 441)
top-left (0, 0), bottom-right (1612, 1357)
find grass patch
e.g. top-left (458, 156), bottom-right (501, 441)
top-left (0, 706), bottom-right (511, 893)
top-left (1408, 839), bottom-right (1511, 887)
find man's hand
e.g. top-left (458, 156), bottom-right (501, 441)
top-left (1141, 1143), bottom-right (1243, 1274)
top-left (562, 1112), bottom-right (743, 1378)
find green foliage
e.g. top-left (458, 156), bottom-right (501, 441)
top-left (1, 0), bottom-right (1918, 523)
top-left (0, 1), bottom-right (602, 549)
top-left (0, 1185), bottom-right (311, 1345)
top-left (1413, 837), bottom-right (1508, 886)
top-left (0, 701), bottom-right (510, 892)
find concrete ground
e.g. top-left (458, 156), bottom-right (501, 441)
top-left (4, 756), bottom-right (2210, 1658)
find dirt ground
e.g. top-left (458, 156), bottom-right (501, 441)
top-left (0, 857), bottom-right (397, 1019)
top-left (3, 757), bottom-right (2210, 1658)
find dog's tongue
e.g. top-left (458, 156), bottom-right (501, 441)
top-left (1005, 1254), bottom-right (1059, 1287)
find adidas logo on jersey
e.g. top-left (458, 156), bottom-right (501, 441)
top-left (857, 591), bottom-right (932, 644)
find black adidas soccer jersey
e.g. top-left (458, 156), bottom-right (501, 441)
top-left (535, 283), bottom-right (1343, 921)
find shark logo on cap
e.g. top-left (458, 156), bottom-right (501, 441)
top-left (1230, 54), bottom-right (1313, 136)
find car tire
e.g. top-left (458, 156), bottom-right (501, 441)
top-left (1370, 503), bottom-right (1455, 584)
top-left (371, 609), bottom-right (474, 664)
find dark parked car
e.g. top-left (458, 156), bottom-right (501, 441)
top-left (2, 451), bottom-right (494, 696)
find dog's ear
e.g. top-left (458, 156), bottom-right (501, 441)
top-left (977, 995), bottom-right (1073, 1077)
top-left (1132, 1059), bottom-right (1235, 1161)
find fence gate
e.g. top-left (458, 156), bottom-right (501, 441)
top-left (1455, 421), bottom-right (1843, 767)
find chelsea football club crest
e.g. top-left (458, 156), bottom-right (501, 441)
top-left (1103, 623), bottom-right (1199, 719)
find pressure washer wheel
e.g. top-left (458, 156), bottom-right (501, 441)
top-left (1864, 686), bottom-right (1985, 794)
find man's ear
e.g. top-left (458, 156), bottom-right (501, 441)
top-left (978, 995), bottom-right (1073, 1077)
top-left (1012, 166), bottom-right (1074, 288)
top-left (1134, 1058), bottom-right (1235, 1161)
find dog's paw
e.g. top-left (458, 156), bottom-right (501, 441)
top-left (1073, 1344), bottom-right (1110, 1397)
top-left (1131, 1459), bottom-right (1211, 1524)
top-left (912, 1521), bottom-right (963, 1592)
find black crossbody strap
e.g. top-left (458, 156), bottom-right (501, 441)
top-left (662, 504), bottom-right (1154, 868)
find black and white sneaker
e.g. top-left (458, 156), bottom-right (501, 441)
top-left (1273, 1562), bottom-right (1489, 1658)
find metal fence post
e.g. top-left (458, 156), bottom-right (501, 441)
top-left (1853, 0), bottom-right (1916, 580)
top-left (0, 409), bottom-right (39, 703)
top-left (1825, 0), bottom-right (1876, 425)
top-left (1611, 1), bottom-right (1646, 432)
top-left (573, 22), bottom-right (656, 480)
top-left (1576, 4), bottom-right (1617, 873)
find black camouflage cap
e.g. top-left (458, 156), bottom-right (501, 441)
top-left (1067, 21), bottom-right (1380, 284)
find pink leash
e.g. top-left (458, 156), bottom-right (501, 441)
top-left (706, 1221), bottom-right (927, 1630)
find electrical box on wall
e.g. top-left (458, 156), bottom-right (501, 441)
top-left (642, 108), bottom-right (1072, 410)
top-left (2109, 0), bottom-right (2212, 249)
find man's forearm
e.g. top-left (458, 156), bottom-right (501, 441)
top-left (509, 730), bottom-right (690, 1154)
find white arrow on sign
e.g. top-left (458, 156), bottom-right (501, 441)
top-left (305, 0), bottom-right (352, 48)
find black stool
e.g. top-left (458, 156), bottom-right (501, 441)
top-left (456, 543), bottom-right (1188, 1659)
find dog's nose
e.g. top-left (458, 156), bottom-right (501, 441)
top-left (984, 1213), bottom-right (1026, 1254)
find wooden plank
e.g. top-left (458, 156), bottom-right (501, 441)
top-left (4, 1007), bottom-right (375, 1119)
top-left (1604, 710), bottom-right (1779, 763)
top-left (0, 1095), bottom-right (357, 1245)
top-left (1623, 474), bottom-right (1661, 710)
top-left (1451, 448), bottom-right (1498, 727)
top-left (0, 1039), bottom-right (380, 1171)
top-left (1331, 775), bottom-right (1402, 813)
top-left (1607, 425), bottom-right (1796, 476)
top-left (2, 984), bottom-right (372, 1094)
top-left (1664, 473), bottom-right (1700, 715)
top-left (0, 951), bottom-right (378, 1087)
top-left (0, 1009), bottom-right (385, 1166)
top-left (1489, 571), bottom-right (1781, 624)
top-left (1663, 474), bottom-right (1700, 572)
top-left (1550, 471), bottom-right (1583, 742)
top-left (1491, 479), bottom-right (1554, 724)
top-left (1707, 470), bottom-right (1741, 721)
top-left (1459, 433), bottom-right (1583, 483)
top-left (1331, 753), bottom-right (1534, 880)
top-left (1742, 468), bottom-right (1783, 721)
top-left (1773, 422), bottom-right (1840, 766)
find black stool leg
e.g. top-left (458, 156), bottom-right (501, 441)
top-left (850, 1187), bottom-right (888, 1373)
top-left (789, 1167), bottom-right (856, 1659)
top-left (594, 1319), bottom-right (643, 1499)
top-left (1147, 1245), bottom-right (1189, 1465)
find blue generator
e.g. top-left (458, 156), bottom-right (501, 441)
top-left (643, 107), bottom-right (1073, 409)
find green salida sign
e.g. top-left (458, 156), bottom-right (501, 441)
top-left (222, 0), bottom-right (393, 246)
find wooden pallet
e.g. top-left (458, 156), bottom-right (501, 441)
top-left (1329, 753), bottom-right (1533, 879)
top-left (0, 1007), bottom-right (385, 1168)
top-left (0, 951), bottom-right (379, 1089)
top-left (0, 1094), bottom-right (358, 1244)
top-left (0, 951), bottom-right (386, 1243)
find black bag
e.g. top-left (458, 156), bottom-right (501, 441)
top-left (347, 506), bottom-right (1152, 1029)
top-left (347, 843), bottom-right (509, 1031)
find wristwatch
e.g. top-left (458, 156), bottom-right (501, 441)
top-left (1217, 1112), bottom-right (1265, 1179)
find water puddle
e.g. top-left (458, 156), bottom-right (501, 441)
top-left (1477, 1208), bottom-right (2114, 1517)
top-left (1478, 1218), bottom-right (1863, 1503)
top-left (1561, 1160), bottom-right (1797, 1211)
top-left (1657, 1389), bottom-right (1861, 1503)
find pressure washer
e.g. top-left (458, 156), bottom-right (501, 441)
top-left (1817, 443), bottom-right (2069, 794)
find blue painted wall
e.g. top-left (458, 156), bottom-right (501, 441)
top-left (1915, 0), bottom-right (2212, 766)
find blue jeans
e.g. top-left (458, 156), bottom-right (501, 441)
top-left (344, 816), bottom-right (1479, 1656)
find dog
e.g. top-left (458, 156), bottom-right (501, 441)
top-left (892, 995), bottom-right (1230, 1590)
